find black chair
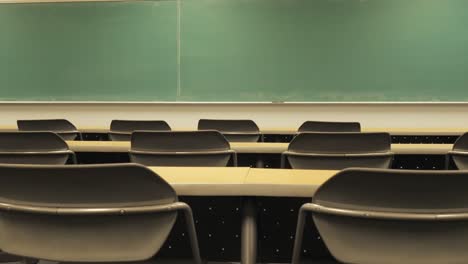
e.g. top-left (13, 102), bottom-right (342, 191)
top-left (0, 132), bottom-right (76, 263)
top-left (292, 168), bottom-right (468, 264)
top-left (130, 131), bottom-right (237, 167)
top-left (17, 119), bottom-right (81, 141)
top-left (298, 121), bottom-right (361, 133)
top-left (198, 119), bottom-right (262, 142)
top-left (0, 132), bottom-right (75, 164)
top-left (0, 163), bottom-right (201, 263)
top-left (447, 132), bottom-right (468, 169)
top-left (109, 120), bottom-right (171, 141)
top-left (281, 132), bottom-right (393, 169)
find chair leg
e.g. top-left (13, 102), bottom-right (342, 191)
top-left (292, 205), bottom-right (308, 264)
top-left (445, 154), bottom-right (451, 170)
top-left (181, 205), bottom-right (203, 264)
top-left (232, 153), bottom-right (238, 167)
top-left (70, 153), bottom-right (78, 164)
top-left (280, 154), bottom-right (286, 168)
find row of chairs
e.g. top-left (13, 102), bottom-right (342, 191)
top-left (112, 119), bottom-right (361, 142)
top-left (0, 131), bottom-right (235, 167)
top-left (111, 119), bottom-right (263, 142)
top-left (4, 130), bottom-right (468, 169)
top-left (131, 131), bottom-right (468, 170)
top-left (5, 121), bottom-right (468, 263)
top-left (0, 130), bottom-right (390, 169)
top-left (0, 163), bottom-right (465, 264)
top-left (15, 119), bottom-right (361, 141)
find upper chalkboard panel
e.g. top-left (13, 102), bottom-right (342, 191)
top-left (2, 0), bottom-right (468, 101)
top-left (0, 1), bottom-right (177, 101)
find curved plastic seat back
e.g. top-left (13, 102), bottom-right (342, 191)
top-left (0, 164), bottom-right (178, 262)
top-left (284, 132), bottom-right (392, 169)
top-left (17, 119), bottom-right (80, 141)
top-left (449, 132), bottom-right (468, 169)
top-left (198, 119), bottom-right (261, 142)
top-left (298, 121), bottom-right (361, 133)
top-left (130, 131), bottom-right (234, 167)
top-left (109, 120), bottom-right (171, 141)
top-left (0, 132), bottom-right (72, 164)
top-left (311, 168), bottom-right (468, 264)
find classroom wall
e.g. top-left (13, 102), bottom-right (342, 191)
top-left (0, 103), bottom-right (465, 129)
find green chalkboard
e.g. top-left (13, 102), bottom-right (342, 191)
top-left (0, 1), bottom-right (177, 101)
top-left (180, 0), bottom-right (468, 101)
top-left (2, 0), bottom-right (468, 101)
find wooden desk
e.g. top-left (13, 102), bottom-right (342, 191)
top-left (150, 166), bottom-right (250, 196)
top-left (149, 166), bottom-right (253, 262)
top-left (68, 140), bottom-right (129, 153)
top-left (58, 127), bottom-right (468, 136)
top-left (148, 166), bottom-right (337, 264)
top-left (391, 144), bottom-right (452, 155)
top-left (67, 141), bottom-right (453, 155)
top-left (149, 166), bottom-right (336, 198)
top-left (262, 127), bottom-right (468, 136)
top-left (1, 125), bottom-right (467, 136)
top-left (243, 168), bottom-right (335, 197)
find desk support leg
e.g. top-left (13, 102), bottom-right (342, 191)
top-left (241, 197), bottom-right (257, 264)
top-left (256, 155), bottom-right (264, 168)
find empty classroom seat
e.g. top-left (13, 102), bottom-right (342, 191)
top-left (298, 121), bottom-right (361, 132)
top-left (130, 131), bottom-right (237, 167)
top-left (109, 120), bottom-right (171, 141)
top-left (0, 163), bottom-right (201, 263)
top-left (198, 119), bottom-right (262, 142)
top-left (17, 119), bottom-right (81, 140)
top-left (0, 132), bottom-right (75, 164)
top-left (447, 132), bottom-right (468, 169)
top-left (281, 132), bottom-right (393, 169)
top-left (292, 168), bottom-right (468, 264)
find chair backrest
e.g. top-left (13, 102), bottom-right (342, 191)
top-left (17, 119), bottom-right (80, 141)
top-left (109, 120), bottom-right (171, 141)
top-left (0, 163), bottom-right (178, 262)
top-left (0, 132), bottom-right (73, 164)
top-left (130, 130), bottom-right (234, 167)
top-left (449, 132), bottom-right (468, 169)
top-left (298, 121), bottom-right (361, 133)
top-left (284, 132), bottom-right (392, 169)
top-left (198, 119), bottom-right (261, 142)
top-left (311, 168), bottom-right (468, 264)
